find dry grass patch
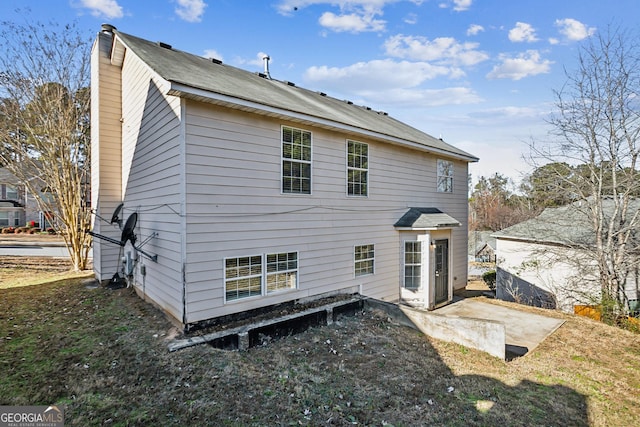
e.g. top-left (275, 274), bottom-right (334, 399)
top-left (0, 272), bottom-right (638, 426)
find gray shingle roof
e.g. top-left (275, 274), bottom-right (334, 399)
top-left (113, 30), bottom-right (478, 162)
top-left (493, 197), bottom-right (640, 246)
top-left (394, 207), bottom-right (461, 229)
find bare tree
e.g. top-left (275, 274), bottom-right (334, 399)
top-left (529, 27), bottom-right (640, 321)
top-left (0, 19), bottom-right (92, 271)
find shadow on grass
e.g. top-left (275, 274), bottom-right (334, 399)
top-left (0, 278), bottom-right (590, 426)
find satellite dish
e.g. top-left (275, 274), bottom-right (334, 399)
top-left (110, 203), bottom-right (124, 227)
top-left (121, 212), bottom-right (138, 245)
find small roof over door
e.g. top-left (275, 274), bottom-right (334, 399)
top-left (394, 207), bottom-right (461, 230)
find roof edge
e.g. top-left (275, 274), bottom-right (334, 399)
top-left (169, 82), bottom-right (479, 162)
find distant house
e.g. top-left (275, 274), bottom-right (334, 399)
top-left (91, 25), bottom-right (478, 330)
top-left (493, 198), bottom-right (639, 312)
top-left (468, 231), bottom-right (496, 263)
top-left (0, 167), bottom-right (46, 229)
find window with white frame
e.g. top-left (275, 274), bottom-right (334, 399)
top-left (282, 126), bottom-right (312, 194)
top-left (354, 244), bottom-right (375, 276)
top-left (404, 241), bottom-right (421, 289)
top-left (437, 159), bottom-right (453, 193)
top-left (225, 255), bottom-right (262, 301)
top-left (266, 252), bottom-right (298, 293)
top-left (6, 186), bottom-right (18, 200)
top-left (347, 140), bottom-right (368, 196)
top-left (225, 252), bottom-right (299, 302)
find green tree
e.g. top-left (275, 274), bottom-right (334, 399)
top-left (0, 19), bottom-right (92, 271)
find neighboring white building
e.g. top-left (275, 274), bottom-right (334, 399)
top-left (91, 25), bottom-right (478, 330)
top-left (494, 199), bottom-right (639, 312)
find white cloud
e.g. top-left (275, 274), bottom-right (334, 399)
top-left (466, 24), bottom-right (484, 36)
top-left (78, 0), bottom-right (123, 19)
top-left (555, 18), bottom-right (596, 41)
top-left (305, 61), bottom-right (482, 106)
top-left (508, 22), bottom-right (538, 43)
top-left (487, 50), bottom-right (553, 80)
top-left (452, 0), bottom-right (472, 11)
top-left (236, 52), bottom-right (271, 69)
top-left (203, 49), bottom-right (223, 61)
top-left (384, 34), bottom-right (489, 67)
top-left (175, 0), bottom-right (207, 23)
top-left (548, 37), bottom-right (559, 45)
top-left (404, 12), bottom-right (418, 25)
top-left (319, 11), bottom-right (386, 32)
top-left (305, 59), bottom-right (457, 91)
top-left (439, 0), bottom-right (472, 11)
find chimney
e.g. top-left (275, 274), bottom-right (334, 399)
top-left (263, 55), bottom-right (272, 80)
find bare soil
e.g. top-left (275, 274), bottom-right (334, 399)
top-left (0, 266), bottom-right (638, 426)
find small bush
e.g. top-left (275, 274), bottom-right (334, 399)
top-left (1, 227), bottom-right (15, 234)
top-left (14, 227), bottom-right (30, 234)
top-left (482, 270), bottom-right (496, 291)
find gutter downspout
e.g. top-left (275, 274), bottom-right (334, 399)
top-left (179, 98), bottom-right (188, 328)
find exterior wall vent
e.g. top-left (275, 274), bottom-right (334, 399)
top-left (285, 81), bottom-right (296, 87)
top-left (157, 41), bottom-right (172, 49)
top-left (345, 100), bottom-right (353, 105)
top-left (211, 58), bottom-right (222, 65)
top-left (317, 91), bottom-right (327, 96)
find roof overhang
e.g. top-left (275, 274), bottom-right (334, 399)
top-left (167, 82), bottom-right (479, 163)
top-left (394, 207), bottom-right (461, 230)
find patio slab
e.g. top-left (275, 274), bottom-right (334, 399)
top-left (435, 298), bottom-right (565, 356)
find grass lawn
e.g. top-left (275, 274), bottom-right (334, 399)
top-left (0, 262), bottom-right (639, 426)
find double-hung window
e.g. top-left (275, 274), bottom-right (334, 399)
top-left (354, 244), bottom-right (375, 276)
top-left (282, 126), bottom-right (312, 194)
top-left (404, 241), bottom-right (421, 289)
top-left (266, 252), bottom-right (298, 293)
top-left (347, 141), bottom-right (368, 196)
top-left (225, 252), bottom-right (299, 302)
top-left (224, 255), bottom-right (262, 302)
top-left (6, 186), bottom-right (18, 200)
top-left (437, 159), bottom-right (453, 193)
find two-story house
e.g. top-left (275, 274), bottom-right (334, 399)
top-left (0, 167), bottom-right (42, 229)
top-left (91, 25), bottom-right (478, 330)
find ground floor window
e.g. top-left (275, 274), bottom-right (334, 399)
top-left (225, 255), bottom-right (262, 301)
top-left (266, 252), bottom-right (298, 293)
top-left (225, 251), bottom-right (299, 302)
top-left (0, 212), bottom-right (8, 227)
top-left (404, 241), bottom-right (421, 289)
top-left (354, 244), bottom-right (375, 276)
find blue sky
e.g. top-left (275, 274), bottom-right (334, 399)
top-left (2, 0), bottom-right (639, 186)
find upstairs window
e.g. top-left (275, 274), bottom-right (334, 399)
top-left (282, 126), bottom-right (312, 194)
top-left (437, 159), bottom-right (453, 193)
top-left (6, 186), bottom-right (18, 200)
top-left (347, 141), bottom-right (368, 197)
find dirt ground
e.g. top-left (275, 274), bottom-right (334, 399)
top-left (1, 262), bottom-right (639, 426)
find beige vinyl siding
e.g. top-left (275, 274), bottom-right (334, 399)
top-left (119, 49), bottom-right (184, 323)
top-left (91, 33), bottom-right (123, 281)
top-left (182, 101), bottom-right (469, 324)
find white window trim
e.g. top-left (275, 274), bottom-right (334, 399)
top-left (403, 240), bottom-right (422, 289)
top-left (346, 140), bottom-right (369, 198)
top-left (223, 254), bottom-right (264, 304)
top-left (224, 251), bottom-right (300, 304)
top-left (437, 159), bottom-right (454, 193)
top-left (266, 252), bottom-right (299, 294)
top-left (281, 125), bottom-right (313, 196)
top-left (354, 244), bottom-right (375, 277)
